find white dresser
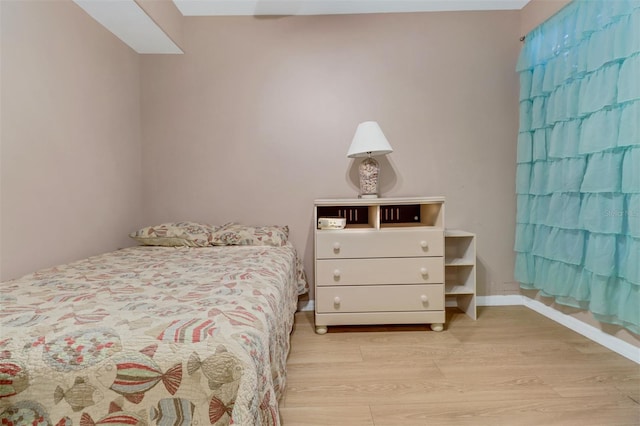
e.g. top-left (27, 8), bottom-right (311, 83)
top-left (314, 197), bottom-right (445, 334)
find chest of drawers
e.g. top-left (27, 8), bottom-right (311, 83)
top-left (314, 197), bottom-right (445, 334)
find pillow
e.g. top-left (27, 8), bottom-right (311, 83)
top-left (130, 222), bottom-right (216, 247)
top-left (212, 223), bottom-right (289, 247)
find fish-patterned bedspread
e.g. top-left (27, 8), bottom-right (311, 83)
top-left (0, 243), bottom-right (307, 425)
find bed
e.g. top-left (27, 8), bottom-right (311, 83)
top-left (0, 222), bottom-right (307, 425)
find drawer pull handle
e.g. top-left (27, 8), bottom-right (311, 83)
top-left (420, 294), bottom-right (428, 303)
top-left (333, 269), bottom-right (341, 279)
top-left (334, 296), bottom-right (341, 305)
top-left (420, 240), bottom-right (428, 249)
top-left (333, 242), bottom-right (341, 251)
top-left (420, 267), bottom-right (428, 276)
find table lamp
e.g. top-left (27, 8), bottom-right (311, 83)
top-left (347, 121), bottom-right (393, 198)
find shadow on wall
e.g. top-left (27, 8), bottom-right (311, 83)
top-left (476, 257), bottom-right (488, 296)
top-left (476, 257), bottom-right (521, 297)
top-left (346, 155), bottom-right (399, 197)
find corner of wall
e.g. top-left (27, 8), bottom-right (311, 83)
top-left (134, 0), bottom-right (184, 51)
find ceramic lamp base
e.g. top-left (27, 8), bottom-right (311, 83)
top-left (358, 156), bottom-right (379, 198)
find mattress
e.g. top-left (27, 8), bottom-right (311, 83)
top-left (0, 243), bottom-right (306, 425)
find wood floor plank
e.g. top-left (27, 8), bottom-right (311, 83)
top-left (615, 378), bottom-right (640, 403)
top-left (369, 396), bottom-right (640, 426)
top-left (359, 343), bottom-right (462, 362)
top-left (282, 307), bottom-right (640, 424)
top-left (434, 353), bottom-right (635, 377)
top-left (536, 367), bottom-right (640, 398)
top-left (286, 339), bottom-right (364, 364)
top-left (286, 359), bottom-right (444, 382)
top-left (284, 376), bottom-right (560, 407)
top-left (280, 406), bottom-right (374, 426)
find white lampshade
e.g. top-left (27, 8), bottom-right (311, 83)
top-left (347, 121), bottom-right (393, 158)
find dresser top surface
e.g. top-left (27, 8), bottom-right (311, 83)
top-left (314, 196), bottom-right (445, 206)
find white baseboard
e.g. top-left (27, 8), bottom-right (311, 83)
top-left (298, 299), bottom-right (314, 312)
top-left (298, 295), bottom-right (639, 363)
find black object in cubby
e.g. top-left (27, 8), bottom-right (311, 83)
top-left (317, 206), bottom-right (369, 225)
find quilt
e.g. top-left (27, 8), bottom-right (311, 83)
top-left (0, 243), bottom-right (306, 425)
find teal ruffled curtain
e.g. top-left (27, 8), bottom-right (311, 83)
top-left (515, 0), bottom-right (640, 334)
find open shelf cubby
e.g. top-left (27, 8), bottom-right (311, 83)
top-left (315, 197), bottom-right (444, 230)
top-left (444, 230), bottom-right (476, 320)
top-left (316, 205), bottom-right (377, 229)
top-left (379, 202), bottom-right (443, 228)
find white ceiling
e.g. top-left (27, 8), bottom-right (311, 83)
top-left (73, 0), bottom-right (530, 54)
top-left (174, 0), bottom-right (531, 16)
top-left (73, 0), bottom-right (183, 54)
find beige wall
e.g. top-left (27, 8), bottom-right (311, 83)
top-left (0, 0), bottom-right (143, 280)
top-left (140, 11), bottom-right (522, 300)
top-left (520, 0), bottom-right (639, 346)
top-left (520, 0), bottom-right (571, 35)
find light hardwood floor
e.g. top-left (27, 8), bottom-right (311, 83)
top-left (280, 306), bottom-right (639, 426)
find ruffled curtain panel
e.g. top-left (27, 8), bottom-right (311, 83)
top-left (515, 0), bottom-right (639, 334)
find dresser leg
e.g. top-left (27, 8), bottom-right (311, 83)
top-left (430, 323), bottom-right (444, 332)
top-left (315, 326), bottom-right (328, 335)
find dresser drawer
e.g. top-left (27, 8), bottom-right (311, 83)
top-left (316, 229), bottom-right (443, 259)
top-left (316, 284), bottom-right (444, 313)
top-left (316, 257), bottom-right (443, 286)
